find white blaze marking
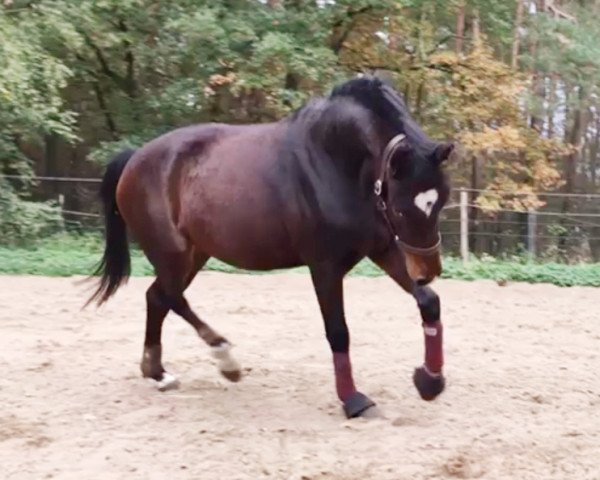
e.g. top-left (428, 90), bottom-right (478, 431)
top-left (211, 343), bottom-right (241, 373)
top-left (414, 189), bottom-right (439, 217)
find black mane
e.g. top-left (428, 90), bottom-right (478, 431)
top-left (328, 75), bottom-right (437, 157)
top-left (329, 76), bottom-right (405, 131)
top-left (283, 75), bottom-right (442, 182)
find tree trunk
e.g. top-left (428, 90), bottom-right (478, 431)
top-left (415, 80), bottom-right (425, 121)
top-left (403, 82), bottom-right (410, 106)
top-left (538, 0), bottom-right (547, 13)
top-left (472, 8), bottom-right (481, 47)
top-left (530, 75), bottom-right (546, 133)
top-left (93, 82), bottom-right (118, 140)
top-left (455, 1), bottom-right (466, 55)
top-left (470, 154), bottom-right (485, 254)
top-left (559, 85), bottom-right (587, 255)
top-left (563, 86), bottom-right (586, 207)
top-left (284, 0), bottom-right (311, 7)
top-left (529, 0), bottom-right (549, 133)
top-left (44, 134), bottom-right (59, 178)
top-left (591, 113), bottom-right (600, 187)
top-left (547, 74), bottom-right (557, 137)
top-left (511, 0), bottom-right (524, 69)
top-left (563, 85), bottom-right (586, 201)
top-left (563, 85), bottom-right (571, 143)
top-left (589, 114), bottom-right (600, 261)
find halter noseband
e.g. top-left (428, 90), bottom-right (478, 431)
top-left (374, 133), bottom-right (441, 257)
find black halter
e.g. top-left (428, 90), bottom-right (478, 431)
top-left (374, 134), bottom-right (441, 257)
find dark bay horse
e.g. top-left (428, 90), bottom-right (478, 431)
top-left (87, 76), bottom-right (453, 418)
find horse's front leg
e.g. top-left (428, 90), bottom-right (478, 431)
top-left (370, 248), bottom-right (446, 401)
top-left (309, 263), bottom-right (376, 418)
top-left (411, 284), bottom-right (445, 400)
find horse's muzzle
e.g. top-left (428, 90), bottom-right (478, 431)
top-left (405, 252), bottom-right (442, 285)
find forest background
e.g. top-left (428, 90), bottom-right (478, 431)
top-left (2, 0), bottom-right (600, 281)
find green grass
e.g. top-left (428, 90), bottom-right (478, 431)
top-left (1, 234), bottom-right (599, 287)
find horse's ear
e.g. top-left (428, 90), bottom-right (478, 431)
top-left (433, 142), bottom-right (454, 165)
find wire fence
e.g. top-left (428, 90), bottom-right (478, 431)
top-left (2, 174), bottom-right (600, 263)
top-left (440, 188), bottom-right (600, 263)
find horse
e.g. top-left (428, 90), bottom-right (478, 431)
top-left (86, 75), bottom-right (453, 419)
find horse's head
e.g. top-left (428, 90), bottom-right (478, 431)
top-left (330, 75), bottom-right (453, 285)
top-left (382, 136), bottom-right (453, 285)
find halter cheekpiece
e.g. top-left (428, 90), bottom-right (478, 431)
top-left (374, 134), bottom-right (441, 257)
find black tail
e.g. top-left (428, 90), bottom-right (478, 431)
top-left (86, 149), bottom-right (136, 307)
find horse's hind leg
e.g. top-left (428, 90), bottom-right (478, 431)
top-left (141, 254), bottom-right (205, 390)
top-left (169, 292), bottom-right (242, 383)
top-left (142, 249), bottom-right (242, 387)
top-left (141, 280), bottom-right (179, 391)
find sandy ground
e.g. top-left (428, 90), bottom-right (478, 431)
top-left (0, 273), bottom-right (599, 480)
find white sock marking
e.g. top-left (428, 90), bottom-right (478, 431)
top-left (211, 343), bottom-right (241, 373)
top-left (149, 372), bottom-right (179, 392)
top-left (414, 189), bottom-right (439, 217)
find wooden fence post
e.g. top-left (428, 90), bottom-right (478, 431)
top-left (527, 208), bottom-right (537, 261)
top-left (460, 188), bottom-right (469, 263)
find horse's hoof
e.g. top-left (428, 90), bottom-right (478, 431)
top-left (212, 343), bottom-right (242, 383)
top-left (413, 366), bottom-right (445, 401)
top-left (342, 392), bottom-right (376, 419)
top-left (148, 372), bottom-right (180, 392)
top-left (220, 369), bottom-right (242, 383)
top-left (357, 404), bottom-right (383, 419)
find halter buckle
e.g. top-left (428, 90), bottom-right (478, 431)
top-left (374, 179), bottom-right (382, 196)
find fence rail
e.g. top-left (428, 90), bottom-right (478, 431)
top-left (462, 187), bottom-right (600, 199)
top-left (0, 174), bottom-right (102, 183)
top-left (445, 188), bottom-right (600, 262)
top-left (2, 175), bottom-right (600, 262)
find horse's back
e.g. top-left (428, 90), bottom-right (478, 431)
top-left (116, 121), bottom-right (303, 269)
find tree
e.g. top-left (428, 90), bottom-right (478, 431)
top-left (0, 7), bottom-right (76, 177)
top-left (0, 6), bottom-right (76, 244)
top-left (3, 0), bottom-right (600, 258)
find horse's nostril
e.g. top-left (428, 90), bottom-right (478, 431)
top-left (416, 278), bottom-right (431, 287)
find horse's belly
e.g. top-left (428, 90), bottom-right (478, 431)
top-left (184, 211), bottom-right (302, 271)
top-left (213, 251), bottom-right (302, 271)
top-left (213, 221), bottom-right (301, 270)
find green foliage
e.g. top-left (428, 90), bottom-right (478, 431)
top-left (347, 255), bottom-right (600, 287)
top-left (0, 8), bottom-right (76, 173)
top-left (0, 14), bottom-right (75, 134)
top-left (1, 234), bottom-right (599, 287)
top-left (10, 0), bottom-right (344, 163)
top-left (0, 181), bottom-right (64, 245)
top-left (439, 256), bottom-right (600, 287)
top-left (1, 0), bottom-right (592, 183)
top-left (2, 0), bottom-right (600, 265)
top-left (1, 6), bottom-right (76, 242)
